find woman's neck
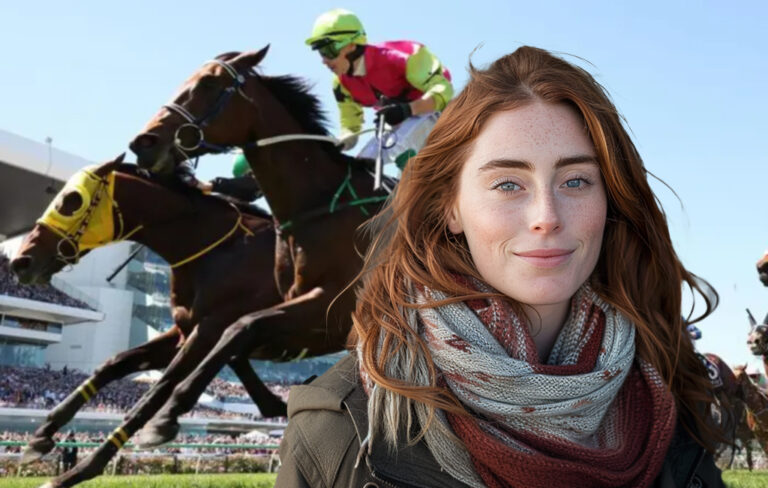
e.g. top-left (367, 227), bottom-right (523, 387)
top-left (524, 301), bottom-right (571, 362)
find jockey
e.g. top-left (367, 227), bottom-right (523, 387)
top-left (175, 154), bottom-right (262, 202)
top-left (306, 8), bottom-right (453, 169)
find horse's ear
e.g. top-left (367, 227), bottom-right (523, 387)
top-left (94, 153), bottom-right (126, 177)
top-left (232, 45), bottom-right (270, 69)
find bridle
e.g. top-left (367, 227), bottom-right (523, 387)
top-left (163, 59), bottom-right (258, 158)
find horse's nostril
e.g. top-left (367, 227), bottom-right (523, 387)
top-left (130, 133), bottom-right (159, 155)
top-left (138, 135), bottom-right (156, 148)
top-left (10, 256), bottom-right (32, 274)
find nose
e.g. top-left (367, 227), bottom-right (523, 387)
top-left (10, 256), bottom-right (33, 282)
top-left (129, 133), bottom-right (161, 165)
top-left (529, 191), bottom-right (561, 233)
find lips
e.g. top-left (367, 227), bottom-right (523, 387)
top-left (514, 248), bottom-right (574, 268)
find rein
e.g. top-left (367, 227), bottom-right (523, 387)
top-left (169, 204), bottom-right (253, 268)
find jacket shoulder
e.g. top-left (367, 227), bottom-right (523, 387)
top-left (276, 355), bottom-right (367, 488)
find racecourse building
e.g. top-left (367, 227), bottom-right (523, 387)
top-left (0, 128), bottom-right (155, 373)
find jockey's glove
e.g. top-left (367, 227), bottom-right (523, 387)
top-left (338, 133), bottom-right (359, 151)
top-left (377, 103), bottom-right (412, 126)
top-left (211, 176), bottom-right (262, 202)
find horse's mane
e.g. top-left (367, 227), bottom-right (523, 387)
top-left (261, 75), bottom-right (331, 138)
top-left (261, 75), bottom-right (364, 167)
top-left (217, 52), bottom-right (360, 166)
top-left (114, 163), bottom-right (272, 220)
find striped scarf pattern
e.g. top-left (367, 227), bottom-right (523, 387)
top-left (395, 281), bottom-right (676, 487)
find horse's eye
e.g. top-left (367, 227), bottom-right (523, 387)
top-left (56, 191), bottom-right (84, 217)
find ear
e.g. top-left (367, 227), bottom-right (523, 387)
top-left (446, 204), bottom-right (463, 235)
top-left (94, 153), bottom-right (125, 177)
top-left (232, 45), bottom-right (270, 69)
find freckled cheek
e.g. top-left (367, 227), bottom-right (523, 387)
top-left (461, 203), bottom-right (523, 257)
top-left (566, 200), bottom-right (607, 252)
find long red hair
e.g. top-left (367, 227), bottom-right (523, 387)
top-left (349, 46), bottom-right (720, 447)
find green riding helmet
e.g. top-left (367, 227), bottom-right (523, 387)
top-left (305, 9), bottom-right (367, 58)
top-left (232, 153), bottom-right (251, 177)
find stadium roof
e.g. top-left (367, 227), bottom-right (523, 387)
top-left (0, 129), bottom-right (93, 240)
top-left (0, 294), bottom-right (103, 325)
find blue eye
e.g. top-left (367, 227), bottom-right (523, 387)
top-left (565, 179), bottom-right (582, 188)
top-left (564, 178), bottom-right (590, 189)
top-left (496, 181), bottom-right (521, 191)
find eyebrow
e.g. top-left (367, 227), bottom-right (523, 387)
top-left (478, 155), bottom-right (598, 172)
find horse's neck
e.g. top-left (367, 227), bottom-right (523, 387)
top-left (113, 174), bottom-right (236, 266)
top-left (243, 87), bottom-right (357, 223)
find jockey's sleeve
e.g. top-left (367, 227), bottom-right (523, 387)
top-left (405, 45), bottom-right (454, 111)
top-left (332, 76), bottom-right (364, 136)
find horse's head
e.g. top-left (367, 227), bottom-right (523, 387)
top-left (11, 154), bottom-right (125, 284)
top-left (746, 308), bottom-right (768, 357)
top-left (130, 47), bottom-right (270, 174)
top-left (748, 324), bottom-right (768, 356)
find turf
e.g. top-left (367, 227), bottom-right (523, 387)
top-left (0, 473), bottom-right (277, 488)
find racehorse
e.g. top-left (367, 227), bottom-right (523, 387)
top-left (129, 48), bottom-right (390, 447)
top-left (10, 155), bottom-right (332, 488)
top-left (704, 354), bottom-right (761, 470)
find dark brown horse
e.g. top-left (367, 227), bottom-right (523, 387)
top-left (129, 48), bottom-right (390, 447)
top-left (704, 353), bottom-right (761, 469)
top-left (9, 155), bottom-right (326, 488)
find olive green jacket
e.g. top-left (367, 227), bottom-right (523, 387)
top-left (275, 355), bottom-right (724, 488)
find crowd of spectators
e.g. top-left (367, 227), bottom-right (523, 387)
top-left (206, 378), bottom-right (290, 404)
top-left (0, 430), bottom-right (281, 456)
top-left (0, 254), bottom-right (92, 310)
top-left (0, 364), bottom-right (291, 420)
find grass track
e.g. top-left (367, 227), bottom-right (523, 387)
top-left (0, 470), bottom-right (765, 487)
top-left (723, 470), bottom-right (768, 488)
top-left (0, 473), bottom-right (277, 488)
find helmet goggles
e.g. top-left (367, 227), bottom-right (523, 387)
top-left (311, 37), bottom-right (351, 60)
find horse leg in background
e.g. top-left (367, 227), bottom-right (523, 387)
top-left (39, 321), bottom-right (226, 488)
top-left (229, 355), bottom-right (287, 418)
top-left (136, 290), bottom-right (324, 448)
top-left (21, 328), bottom-right (180, 465)
top-left (746, 441), bottom-right (753, 471)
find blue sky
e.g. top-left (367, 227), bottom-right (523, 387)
top-left (1, 1), bottom-right (766, 366)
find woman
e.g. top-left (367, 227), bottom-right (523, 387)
top-left (276, 46), bottom-right (724, 487)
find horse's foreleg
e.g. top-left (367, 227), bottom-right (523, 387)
top-left (22, 328), bottom-right (179, 465)
top-left (137, 289), bottom-right (323, 447)
top-left (230, 355), bottom-right (287, 418)
top-left (134, 307), bottom-right (289, 448)
top-left (40, 323), bottom-right (223, 488)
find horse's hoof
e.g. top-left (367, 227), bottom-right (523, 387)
top-left (135, 421), bottom-right (179, 449)
top-left (21, 438), bottom-right (56, 465)
top-left (38, 482), bottom-right (56, 488)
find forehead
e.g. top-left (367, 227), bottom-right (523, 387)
top-left (466, 101), bottom-right (594, 165)
top-left (171, 62), bottom-right (228, 98)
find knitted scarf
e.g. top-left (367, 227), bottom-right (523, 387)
top-left (359, 280), bottom-right (677, 488)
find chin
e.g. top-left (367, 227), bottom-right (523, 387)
top-left (496, 274), bottom-right (586, 308)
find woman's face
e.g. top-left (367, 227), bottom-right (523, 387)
top-left (448, 101), bottom-right (607, 311)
